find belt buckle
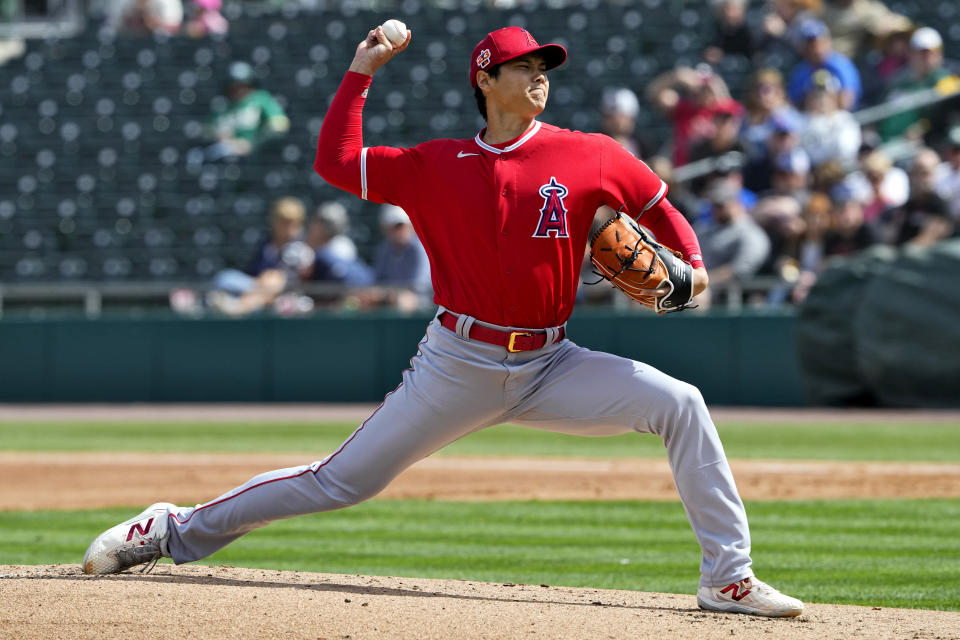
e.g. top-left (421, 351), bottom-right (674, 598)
top-left (507, 331), bottom-right (535, 353)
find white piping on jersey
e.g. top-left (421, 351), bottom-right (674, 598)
top-left (473, 120), bottom-right (542, 154)
top-left (641, 179), bottom-right (667, 213)
top-left (360, 147), bottom-right (369, 200)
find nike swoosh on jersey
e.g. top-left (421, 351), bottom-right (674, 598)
top-left (457, 151), bottom-right (479, 158)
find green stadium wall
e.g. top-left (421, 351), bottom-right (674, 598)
top-left (0, 310), bottom-right (805, 405)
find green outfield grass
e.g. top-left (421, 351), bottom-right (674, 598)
top-left (4, 419), bottom-right (958, 610)
top-left (2, 420), bottom-right (959, 461)
top-left (2, 499), bottom-right (958, 611)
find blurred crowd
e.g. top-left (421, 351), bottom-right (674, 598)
top-left (172, 0), bottom-right (960, 317)
top-left (106, 0), bottom-right (230, 39)
top-left (170, 195), bottom-right (433, 316)
top-left (6, 0), bottom-right (957, 316)
top-left (587, 0), bottom-right (960, 309)
top-left (100, 0), bottom-right (440, 317)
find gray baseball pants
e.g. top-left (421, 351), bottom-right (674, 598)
top-left (166, 313), bottom-right (753, 587)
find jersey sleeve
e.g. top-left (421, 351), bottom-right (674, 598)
top-left (314, 71), bottom-right (420, 207)
top-left (362, 144), bottom-right (421, 206)
top-left (639, 197), bottom-right (705, 269)
top-left (598, 134), bottom-right (668, 219)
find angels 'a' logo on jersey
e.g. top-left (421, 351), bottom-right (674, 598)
top-left (533, 177), bottom-right (570, 238)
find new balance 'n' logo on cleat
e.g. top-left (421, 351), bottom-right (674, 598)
top-left (82, 503), bottom-right (175, 575)
top-left (721, 580), bottom-right (751, 601)
top-left (697, 577), bottom-right (804, 617)
top-left (126, 517), bottom-right (155, 541)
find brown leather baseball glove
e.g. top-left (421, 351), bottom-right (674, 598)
top-left (588, 212), bottom-right (695, 313)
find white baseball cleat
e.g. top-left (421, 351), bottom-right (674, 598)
top-left (697, 577), bottom-right (804, 617)
top-left (82, 503), bottom-right (175, 575)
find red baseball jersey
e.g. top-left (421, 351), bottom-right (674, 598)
top-left (317, 72), bottom-right (702, 328)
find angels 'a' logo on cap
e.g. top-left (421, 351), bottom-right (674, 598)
top-left (476, 49), bottom-right (491, 69)
top-left (522, 29), bottom-right (537, 47)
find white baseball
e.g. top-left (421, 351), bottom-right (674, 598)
top-left (381, 19), bottom-right (407, 47)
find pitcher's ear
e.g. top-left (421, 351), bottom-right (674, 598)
top-left (476, 71), bottom-right (492, 91)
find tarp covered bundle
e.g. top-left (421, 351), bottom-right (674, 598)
top-left (797, 239), bottom-right (960, 407)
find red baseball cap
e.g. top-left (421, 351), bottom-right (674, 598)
top-left (469, 27), bottom-right (567, 88)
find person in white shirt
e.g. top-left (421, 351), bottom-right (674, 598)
top-left (696, 180), bottom-right (771, 307)
top-left (799, 69), bottom-right (861, 169)
top-left (599, 87), bottom-right (648, 160)
top-left (842, 148), bottom-right (909, 222)
top-left (307, 202), bottom-right (358, 262)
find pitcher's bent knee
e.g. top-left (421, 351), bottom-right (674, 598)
top-left (649, 381), bottom-right (712, 439)
top-left (667, 382), bottom-right (708, 418)
top-left (312, 466), bottom-right (390, 508)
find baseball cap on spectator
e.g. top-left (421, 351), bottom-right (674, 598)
top-left (810, 69), bottom-right (842, 93)
top-left (704, 180), bottom-right (740, 206)
top-left (315, 202), bottom-right (349, 236)
top-left (829, 184), bottom-right (856, 206)
top-left (600, 88), bottom-right (640, 117)
top-left (195, 0), bottom-right (221, 9)
top-left (798, 18), bottom-right (829, 40)
top-left (910, 27), bottom-right (943, 51)
top-left (227, 61), bottom-right (256, 85)
top-left (469, 27), bottom-right (567, 88)
top-left (774, 148), bottom-right (811, 175)
top-left (379, 204), bottom-right (410, 227)
top-left (771, 109), bottom-right (804, 134)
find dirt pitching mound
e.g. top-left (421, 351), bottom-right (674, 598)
top-left (2, 565), bottom-right (956, 640)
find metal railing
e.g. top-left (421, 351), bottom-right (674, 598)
top-left (0, 281), bottom-right (355, 318)
top-left (0, 277), bottom-right (791, 318)
top-left (0, 0), bottom-right (84, 39)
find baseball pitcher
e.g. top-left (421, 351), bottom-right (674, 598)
top-left (83, 24), bottom-right (803, 618)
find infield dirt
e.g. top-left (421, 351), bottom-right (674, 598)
top-left (2, 564), bottom-right (958, 640)
top-left (2, 452), bottom-right (960, 509)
